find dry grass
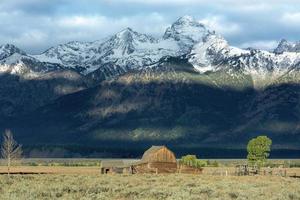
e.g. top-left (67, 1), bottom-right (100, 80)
top-left (0, 173), bottom-right (300, 200)
top-left (1, 166), bottom-right (300, 176)
top-left (0, 166), bottom-right (99, 175)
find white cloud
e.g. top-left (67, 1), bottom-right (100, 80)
top-left (0, 0), bottom-right (300, 53)
top-left (0, 11), bottom-right (169, 53)
top-left (56, 13), bottom-right (168, 36)
top-left (280, 12), bottom-right (300, 26)
top-left (106, 0), bottom-right (300, 8)
top-left (58, 16), bottom-right (106, 28)
top-left (239, 40), bottom-right (278, 50)
top-left (199, 16), bottom-right (241, 36)
top-left (105, 0), bottom-right (267, 4)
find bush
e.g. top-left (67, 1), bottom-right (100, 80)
top-left (179, 155), bottom-right (207, 168)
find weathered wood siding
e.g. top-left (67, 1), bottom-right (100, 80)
top-left (134, 162), bottom-right (177, 173)
top-left (143, 147), bottom-right (176, 163)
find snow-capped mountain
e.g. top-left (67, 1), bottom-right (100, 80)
top-left (163, 15), bottom-right (212, 54)
top-left (30, 16), bottom-right (212, 76)
top-left (2, 15), bottom-right (300, 87)
top-left (0, 44), bottom-right (26, 61)
top-left (274, 39), bottom-right (300, 54)
top-left (0, 43), bottom-right (64, 78)
top-left (188, 34), bottom-right (300, 88)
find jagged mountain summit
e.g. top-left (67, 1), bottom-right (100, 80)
top-left (163, 15), bottom-right (212, 53)
top-left (189, 34), bottom-right (300, 88)
top-left (273, 39), bottom-right (300, 54)
top-left (1, 16), bottom-right (210, 77)
top-left (32, 16), bottom-right (212, 76)
top-left (1, 15), bottom-right (300, 87)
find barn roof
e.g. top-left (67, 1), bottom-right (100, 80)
top-left (141, 146), bottom-right (165, 162)
top-left (144, 146), bottom-right (165, 155)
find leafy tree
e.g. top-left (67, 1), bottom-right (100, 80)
top-left (180, 155), bottom-right (207, 168)
top-left (1, 130), bottom-right (22, 176)
top-left (247, 136), bottom-right (272, 167)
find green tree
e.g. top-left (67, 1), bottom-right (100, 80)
top-left (179, 155), bottom-right (207, 168)
top-left (247, 136), bottom-right (272, 167)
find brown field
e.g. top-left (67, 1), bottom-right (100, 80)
top-left (0, 166), bottom-right (300, 200)
top-left (0, 173), bottom-right (300, 200)
top-left (1, 166), bottom-right (300, 176)
top-left (0, 166), bottom-right (100, 175)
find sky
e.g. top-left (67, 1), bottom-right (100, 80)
top-left (1, 0), bottom-right (300, 54)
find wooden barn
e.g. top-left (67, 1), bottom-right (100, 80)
top-left (133, 146), bottom-right (177, 174)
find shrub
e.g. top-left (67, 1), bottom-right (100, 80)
top-left (179, 155), bottom-right (207, 168)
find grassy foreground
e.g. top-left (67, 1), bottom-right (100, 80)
top-left (0, 174), bottom-right (299, 200)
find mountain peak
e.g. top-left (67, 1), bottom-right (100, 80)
top-left (176, 15), bottom-right (195, 23)
top-left (1, 43), bottom-right (22, 52)
top-left (274, 39), bottom-right (300, 54)
top-left (113, 27), bottom-right (156, 44)
top-left (172, 16), bottom-right (205, 28)
top-left (115, 27), bottom-right (141, 42)
top-left (163, 16), bottom-right (211, 53)
top-left (118, 27), bottom-right (134, 34)
top-left (0, 43), bottom-right (26, 60)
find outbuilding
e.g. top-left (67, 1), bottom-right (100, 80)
top-left (100, 160), bottom-right (132, 174)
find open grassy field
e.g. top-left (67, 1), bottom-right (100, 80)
top-left (1, 166), bottom-right (300, 176)
top-left (0, 174), bottom-right (300, 200)
top-left (0, 159), bottom-right (300, 199)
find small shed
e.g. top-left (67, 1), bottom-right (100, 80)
top-left (133, 146), bottom-right (177, 173)
top-left (100, 160), bottom-right (132, 174)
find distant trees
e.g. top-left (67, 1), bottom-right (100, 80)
top-left (247, 136), bottom-right (272, 167)
top-left (1, 129), bottom-right (22, 176)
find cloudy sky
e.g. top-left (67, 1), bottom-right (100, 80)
top-left (1, 0), bottom-right (300, 54)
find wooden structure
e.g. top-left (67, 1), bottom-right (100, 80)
top-left (235, 164), bottom-right (249, 176)
top-left (235, 164), bottom-right (259, 176)
top-left (100, 146), bottom-right (205, 175)
top-left (133, 146), bottom-right (177, 174)
top-left (100, 160), bottom-right (132, 174)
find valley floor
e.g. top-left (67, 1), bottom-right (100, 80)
top-left (0, 171), bottom-right (299, 200)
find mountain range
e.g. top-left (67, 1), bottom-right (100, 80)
top-left (1, 16), bottom-right (300, 158)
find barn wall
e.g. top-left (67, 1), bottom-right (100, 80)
top-left (134, 162), bottom-right (177, 173)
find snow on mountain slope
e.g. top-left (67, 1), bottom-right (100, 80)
top-left (0, 44), bottom-right (26, 61)
top-left (32, 41), bottom-right (100, 73)
top-left (189, 34), bottom-right (300, 88)
top-left (32, 16), bottom-right (210, 75)
top-left (33, 28), bottom-right (178, 75)
top-left (163, 16), bottom-right (212, 54)
top-left (3, 16), bottom-right (300, 88)
top-left (0, 44), bottom-right (65, 78)
top-left (274, 39), bottom-right (300, 54)
top-left (89, 28), bottom-right (180, 73)
top-left (0, 44), bottom-right (38, 76)
top-left (189, 34), bottom-right (248, 73)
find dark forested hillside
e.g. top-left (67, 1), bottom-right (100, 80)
top-left (1, 58), bottom-right (300, 158)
